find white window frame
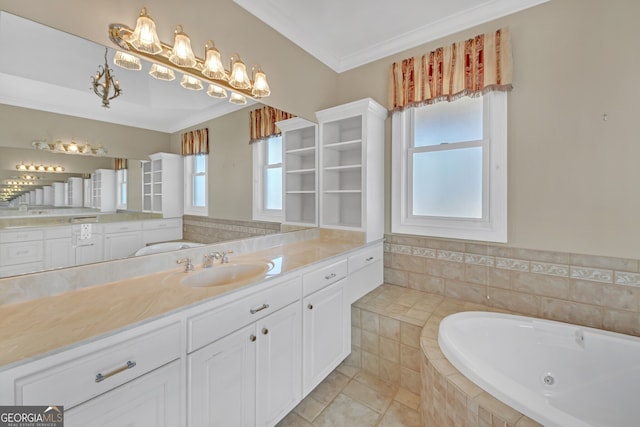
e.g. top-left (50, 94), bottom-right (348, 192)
top-left (183, 154), bottom-right (208, 216)
top-left (115, 168), bottom-right (127, 210)
top-left (252, 137), bottom-right (283, 222)
top-left (392, 91), bottom-right (508, 242)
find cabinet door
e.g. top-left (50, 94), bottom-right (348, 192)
top-left (302, 278), bottom-right (349, 396)
top-left (65, 361), bottom-right (181, 427)
top-left (188, 324), bottom-right (256, 427)
top-left (75, 241), bottom-right (102, 265)
top-left (103, 232), bottom-right (142, 261)
top-left (256, 302), bottom-right (301, 427)
top-left (44, 237), bottom-right (74, 269)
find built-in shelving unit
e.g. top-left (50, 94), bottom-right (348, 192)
top-left (141, 153), bottom-right (183, 218)
top-left (316, 98), bottom-right (386, 241)
top-left (278, 117), bottom-right (318, 227)
top-left (92, 169), bottom-right (116, 212)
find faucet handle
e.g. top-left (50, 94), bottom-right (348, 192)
top-left (221, 249), bottom-right (234, 263)
top-left (177, 257), bottom-right (194, 272)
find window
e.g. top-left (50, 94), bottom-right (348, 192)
top-left (184, 154), bottom-right (208, 216)
top-left (392, 92), bottom-right (507, 242)
top-left (116, 169), bottom-right (127, 210)
top-left (252, 136), bottom-right (283, 222)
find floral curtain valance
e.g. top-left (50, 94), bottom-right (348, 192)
top-left (181, 128), bottom-right (209, 155)
top-left (388, 27), bottom-right (513, 112)
top-left (114, 158), bottom-right (127, 170)
top-left (249, 106), bottom-right (295, 143)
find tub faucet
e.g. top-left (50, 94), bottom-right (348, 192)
top-left (177, 257), bottom-right (194, 272)
top-left (220, 250), bottom-right (233, 264)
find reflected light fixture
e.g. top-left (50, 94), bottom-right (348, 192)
top-left (229, 92), bottom-right (247, 105)
top-left (109, 7), bottom-right (271, 103)
top-left (16, 163), bottom-right (64, 173)
top-left (206, 84), bottom-right (227, 99)
top-left (91, 48), bottom-right (122, 108)
top-left (149, 64), bottom-right (175, 81)
top-left (114, 51), bottom-right (142, 70)
top-left (180, 74), bottom-right (203, 91)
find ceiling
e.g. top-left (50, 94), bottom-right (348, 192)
top-left (233, 0), bottom-right (549, 72)
top-left (0, 1), bottom-right (548, 133)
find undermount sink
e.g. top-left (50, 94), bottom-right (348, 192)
top-left (181, 261), bottom-right (274, 288)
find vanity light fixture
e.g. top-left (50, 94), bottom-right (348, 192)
top-left (30, 138), bottom-right (108, 157)
top-left (91, 47), bottom-right (122, 108)
top-left (229, 92), bottom-right (247, 105)
top-left (180, 74), bottom-right (203, 91)
top-left (16, 163), bottom-right (65, 173)
top-left (206, 84), bottom-right (227, 99)
top-left (109, 7), bottom-right (271, 103)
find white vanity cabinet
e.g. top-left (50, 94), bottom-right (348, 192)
top-left (102, 221), bottom-right (142, 261)
top-left (301, 259), bottom-right (350, 395)
top-left (187, 277), bottom-right (301, 427)
top-left (141, 218), bottom-right (183, 246)
top-left (0, 228), bottom-right (44, 276)
top-left (316, 98), bottom-right (386, 242)
top-left (0, 319), bottom-right (183, 426)
top-left (346, 241), bottom-right (384, 304)
top-left (44, 226), bottom-right (74, 269)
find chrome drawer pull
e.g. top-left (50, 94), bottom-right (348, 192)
top-left (324, 273), bottom-right (336, 280)
top-left (365, 256), bottom-right (374, 261)
top-left (95, 360), bottom-right (136, 383)
top-left (250, 303), bottom-right (269, 314)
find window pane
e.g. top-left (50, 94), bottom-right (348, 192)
top-left (193, 175), bottom-right (206, 207)
top-left (265, 167), bottom-right (282, 210)
top-left (267, 137), bottom-right (282, 165)
top-left (414, 97), bottom-right (482, 147)
top-left (194, 155), bottom-right (206, 173)
top-left (412, 147), bottom-right (482, 218)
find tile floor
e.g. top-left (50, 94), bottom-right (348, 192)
top-left (277, 362), bottom-right (422, 427)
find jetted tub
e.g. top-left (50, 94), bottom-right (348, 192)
top-left (133, 241), bottom-right (204, 256)
top-left (438, 312), bottom-right (640, 427)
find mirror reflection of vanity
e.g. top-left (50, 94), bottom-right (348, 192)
top-left (0, 11), bottom-right (292, 278)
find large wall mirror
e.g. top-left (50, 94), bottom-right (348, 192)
top-left (0, 11), bottom-right (297, 278)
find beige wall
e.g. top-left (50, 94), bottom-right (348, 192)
top-left (335, 0), bottom-right (640, 259)
top-left (2, 0), bottom-right (639, 260)
top-left (171, 105), bottom-right (257, 221)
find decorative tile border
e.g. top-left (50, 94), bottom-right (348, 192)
top-left (569, 267), bottom-right (613, 284)
top-left (615, 271), bottom-right (640, 286)
top-left (412, 247), bottom-right (437, 258)
top-left (464, 254), bottom-right (495, 267)
top-left (436, 250), bottom-right (464, 263)
top-left (530, 261), bottom-right (569, 277)
top-left (495, 257), bottom-right (530, 272)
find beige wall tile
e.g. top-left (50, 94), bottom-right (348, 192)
top-left (379, 336), bottom-right (400, 363)
top-left (465, 264), bottom-right (488, 285)
top-left (512, 272), bottom-right (570, 299)
top-left (487, 287), bottom-right (538, 316)
top-left (361, 310), bottom-right (380, 334)
top-left (400, 367), bottom-right (421, 394)
top-left (379, 316), bottom-right (400, 340)
top-left (351, 306), bottom-right (361, 328)
top-left (383, 268), bottom-right (408, 287)
top-left (444, 279), bottom-right (487, 304)
top-left (408, 273), bottom-right (445, 294)
top-left (400, 323), bottom-right (422, 348)
top-left (351, 326), bottom-right (362, 348)
top-left (539, 298), bottom-right (603, 329)
top-left (361, 330), bottom-right (379, 354)
top-left (427, 259), bottom-right (465, 280)
top-left (571, 280), bottom-right (638, 311)
top-left (400, 344), bottom-right (421, 371)
top-left (603, 309), bottom-right (640, 336)
top-left (391, 253), bottom-right (425, 274)
top-left (569, 253), bottom-right (638, 272)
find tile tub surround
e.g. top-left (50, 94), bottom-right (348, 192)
top-left (383, 234), bottom-right (640, 337)
top-left (182, 215), bottom-right (280, 244)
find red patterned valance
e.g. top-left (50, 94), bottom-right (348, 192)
top-left (181, 128), bottom-right (209, 155)
top-left (249, 106), bottom-right (295, 143)
top-left (388, 27), bottom-right (513, 112)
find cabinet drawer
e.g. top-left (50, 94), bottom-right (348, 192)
top-left (188, 277), bottom-right (300, 353)
top-left (142, 218), bottom-right (182, 230)
top-left (44, 226), bottom-right (72, 240)
top-left (0, 241), bottom-right (43, 266)
top-left (347, 258), bottom-right (383, 304)
top-left (302, 259), bottom-right (347, 296)
top-left (14, 321), bottom-right (181, 410)
top-left (348, 244), bottom-right (383, 273)
top-left (0, 229), bottom-right (43, 243)
top-left (102, 222), bottom-right (142, 233)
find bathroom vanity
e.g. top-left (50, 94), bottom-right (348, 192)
top-left (0, 232), bottom-right (383, 427)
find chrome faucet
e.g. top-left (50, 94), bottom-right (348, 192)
top-left (177, 257), bottom-right (194, 272)
top-left (202, 252), bottom-right (222, 268)
top-left (202, 250), bottom-right (234, 268)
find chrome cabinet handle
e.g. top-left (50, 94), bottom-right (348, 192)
top-left (365, 256), bottom-right (374, 261)
top-left (307, 304), bottom-right (314, 310)
top-left (250, 303), bottom-right (269, 314)
top-left (95, 360), bottom-right (136, 383)
top-left (262, 328), bottom-right (269, 335)
top-left (324, 272), bottom-right (336, 280)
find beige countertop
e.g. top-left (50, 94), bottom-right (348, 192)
top-left (0, 237), bottom-right (365, 368)
top-left (0, 211), bottom-right (163, 230)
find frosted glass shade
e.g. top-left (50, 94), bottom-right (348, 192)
top-left (229, 56), bottom-right (251, 90)
top-left (149, 64), bottom-right (175, 81)
top-left (202, 41), bottom-right (227, 80)
top-left (127, 8), bottom-right (162, 55)
top-left (206, 84), bottom-right (227, 99)
top-left (169, 25), bottom-right (197, 68)
top-left (229, 92), bottom-right (247, 105)
top-left (251, 67), bottom-right (270, 97)
top-left (114, 51), bottom-right (142, 70)
top-left (180, 75), bottom-right (203, 91)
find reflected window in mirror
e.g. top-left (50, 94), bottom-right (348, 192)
top-left (116, 169), bottom-right (128, 210)
top-left (184, 154), bottom-right (208, 216)
top-left (252, 136), bottom-right (283, 222)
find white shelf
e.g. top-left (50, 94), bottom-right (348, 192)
top-left (323, 139), bottom-right (362, 150)
top-left (323, 190), bottom-right (362, 194)
top-left (323, 165), bottom-right (361, 172)
top-left (286, 168), bottom-right (316, 175)
top-left (285, 146), bottom-right (315, 155)
top-left (287, 190), bottom-right (316, 194)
